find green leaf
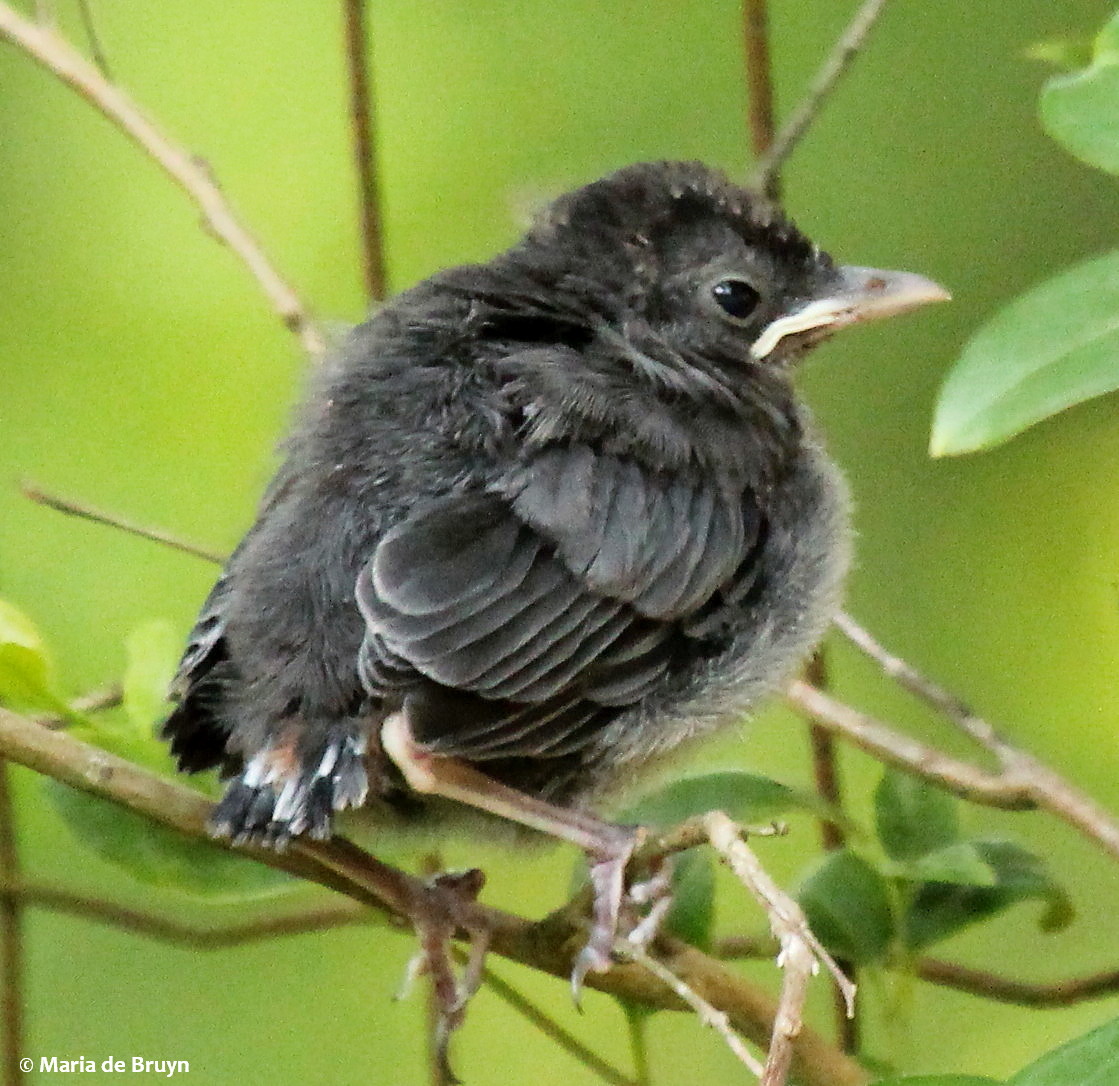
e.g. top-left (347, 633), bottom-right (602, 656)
top-left (47, 647), bottom-right (292, 899)
top-left (47, 779), bottom-right (294, 900)
top-left (897, 841), bottom-right (997, 888)
top-left (1040, 13), bottom-right (1119, 174)
top-left (662, 849), bottom-right (715, 950)
top-left (619, 769), bottom-right (848, 829)
top-left (872, 1077), bottom-right (1002, 1086)
top-left (931, 250), bottom-right (1119, 456)
top-left (797, 849), bottom-right (894, 966)
top-left (1008, 1016), bottom-right (1119, 1086)
top-left (903, 839), bottom-right (1072, 950)
top-left (875, 769), bottom-right (959, 863)
top-left (122, 619), bottom-right (178, 730)
top-left (0, 598), bottom-right (70, 715)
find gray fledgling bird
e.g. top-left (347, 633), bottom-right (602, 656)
top-left (163, 160), bottom-right (946, 977)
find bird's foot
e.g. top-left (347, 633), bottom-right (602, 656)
top-left (382, 710), bottom-right (677, 999)
top-left (571, 831), bottom-right (674, 999)
top-left (396, 868), bottom-right (489, 1085)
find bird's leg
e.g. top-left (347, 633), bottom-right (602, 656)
top-left (381, 711), bottom-right (649, 993)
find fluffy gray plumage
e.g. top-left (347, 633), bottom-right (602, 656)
top-left (163, 161), bottom-right (852, 845)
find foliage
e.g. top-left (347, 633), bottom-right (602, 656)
top-left (872, 1014), bottom-right (1119, 1084)
top-left (932, 10), bottom-right (1119, 455)
top-left (0, 599), bottom-right (293, 898)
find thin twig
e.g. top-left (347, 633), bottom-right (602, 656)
top-left (625, 1010), bottom-right (652, 1086)
top-left (35, 683), bottom-right (122, 731)
top-left (465, 956), bottom-right (637, 1086)
top-left (0, 880), bottom-right (375, 947)
top-left (834, 614), bottom-right (978, 729)
top-left (342, 0), bottom-right (387, 302)
top-left (800, 650), bottom-right (857, 1055)
top-left (916, 958), bottom-right (1119, 1008)
top-left (786, 680), bottom-right (1034, 807)
top-left (625, 942), bottom-right (764, 1078)
top-left (751, 0), bottom-right (892, 193)
top-left (0, 706), bottom-right (869, 1086)
top-left (741, 0), bottom-right (778, 198)
top-left (712, 934), bottom-right (781, 960)
top-left (831, 614), bottom-right (1119, 863)
top-left (419, 853), bottom-right (455, 1086)
top-left (0, 3), bottom-right (326, 356)
top-left (22, 481), bottom-right (225, 564)
top-left (704, 812), bottom-right (854, 1086)
top-left (712, 938), bottom-right (1119, 1010)
top-left (804, 653), bottom-right (845, 853)
top-left (75, 0), bottom-right (111, 78)
top-left (0, 762), bottom-right (25, 1086)
top-left (69, 683), bottom-right (122, 715)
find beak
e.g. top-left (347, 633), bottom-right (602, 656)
top-left (751, 265), bottom-right (951, 360)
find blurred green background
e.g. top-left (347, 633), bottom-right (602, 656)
top-left (3, 0), bottom-right (1119, 1082)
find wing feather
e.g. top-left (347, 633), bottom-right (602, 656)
top-left (358, 449), bottom-right (761, 759)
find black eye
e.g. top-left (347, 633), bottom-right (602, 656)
top-left (711, 278), bottom-right (760, 322)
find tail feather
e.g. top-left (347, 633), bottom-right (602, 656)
top-left (162, 572), bottom-right (239, 775)
top-left (208, 727), bottom-right (370, 848)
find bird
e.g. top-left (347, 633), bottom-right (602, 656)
top-left (163, 160), bottom-right (947, 981)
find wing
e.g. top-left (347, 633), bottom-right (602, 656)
top-left (356, 447), bottom-right (762, 760)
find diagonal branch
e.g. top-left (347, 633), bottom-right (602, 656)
top-left (22, 482), bottom-right (225, 565)
top-left (751, 0), bottom-right (892, 193)
top-left (787, 672), bottom-right (1119, 863)
top-left (704, 812), bottom-right (854, 1086)
top-left (785, 679), bottom-right (1033, 808)
top-left (828, 614), bottom-right (1119, 863)
top-left (0, 2), bottom-right (326, 357)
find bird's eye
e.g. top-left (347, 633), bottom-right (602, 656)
top-left (710, 278), bottom-right (761, 323)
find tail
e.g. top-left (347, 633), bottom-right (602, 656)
top-left (162, 573), bottom-right (240, 775)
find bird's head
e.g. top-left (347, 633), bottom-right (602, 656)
top-left (524, 161), bottom-right (949, 382)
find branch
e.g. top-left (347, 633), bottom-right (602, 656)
top-left (741, 0), bottom-right (778, 197)
top-left (830, 614), bottom-right (1119, 863)
top-left (342, 0), bottom-right (387, 303)
top-left (0, 762), bottom-right (24, 1086)
top-left (21, 482), bottom-right (225, 565)
top-left (0, 877), bottom-right (635, 1086)
top-left (713, 938), bottom-right (1119, 1010)
top-left (0, 706), bottom-right (867, 1086)
top-left (916, 958), bottom-right (1119, 1009)
top-left (466, 958), bottom-right (638, 1086)
top-left (624, 943), bottom-right (763, 1077)
top-left (799, 650), bottom-right (858, 1055)
top-left (704, 812), bottom-right (854, 1086)
top-left (785, 680), bottom-right (1032, 808)
top-left (0, 881), bottom-right (375, 948)
top-left (751, 0), bottom-right (891, 193)
top-left (0, 3), bottom-right (326, 357)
